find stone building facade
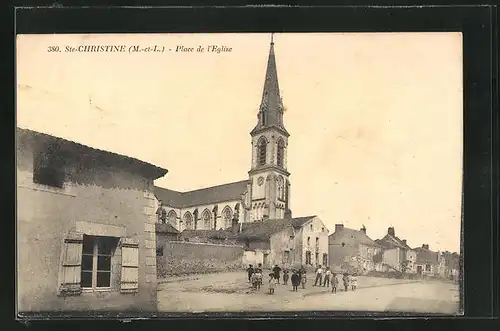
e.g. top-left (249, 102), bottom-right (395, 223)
top-left (16, 128), bottom-right (167, 312)
top-left (328, 224), bottom-right (385, 274)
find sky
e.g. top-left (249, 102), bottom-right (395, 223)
top-left (16, 33), bottom-right (463, 252)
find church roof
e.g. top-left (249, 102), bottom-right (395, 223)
top-left (154, 180), bottom-right (249, 208)
top-left (250, 34), bottom-right (289, 137)
top-left (329, 227), bottom-right (382, 247)
top-left (238, 216), bottom-right (317, 241)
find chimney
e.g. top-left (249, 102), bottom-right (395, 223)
top-left (284, 208), bottom-right (292, 219)
top-left (360, 225), bottom-right (366, 234)
top-left (335, 224), bottom-right (344, 233)
top-left (387, 227), bottom-right (395, 236)
top-left (402, 239), bottom-right (407, 246)
top-left (422, 244), bottom-right (429, 250)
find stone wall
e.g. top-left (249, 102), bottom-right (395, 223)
top-left (157, 241), bottom-right (244, 277)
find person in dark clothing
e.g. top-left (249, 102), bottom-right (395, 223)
top-left (246, 265), bottom-right (254, 283)
top-left (342, 273), bottom-right (349, 292)
top-left (272, 265), bottom-right (282, 284)
top-left (291, 270), bottom-right (300, 291)
top-left (283, 269), bottom-right (290, 285)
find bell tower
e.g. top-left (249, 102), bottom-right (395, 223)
top-left (247, 34), bottom-right (292, 222)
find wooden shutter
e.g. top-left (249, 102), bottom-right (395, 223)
top-left (59, 231), bottom-right (83, 296)
top-left (120, 238), bottom-right (139, 293)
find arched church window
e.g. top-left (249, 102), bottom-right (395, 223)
top-left (184, 212), bottom-right (193, 230)
top-left (202, 209), bottom-right (211, 229)
top-left (167, 210), bottom-right (177, 226)
top-left (258, 137), bottom-right (267, 166)
top-left (277, 138), bottom-right (284, 167)
top-left (277, 176), bottom-right (284, 200)
top-left (222, 207), bottom-right (233, 228)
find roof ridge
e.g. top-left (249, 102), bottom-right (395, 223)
top-left (18, 127), bottom-right (168, 178)
top-left (154, 179), bottom-right (248, 195)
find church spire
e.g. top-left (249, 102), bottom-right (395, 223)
top-left (251, 33), bottom-right (288, 136)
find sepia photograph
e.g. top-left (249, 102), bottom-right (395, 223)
top-left (16, 32), bottom-right (463, 316)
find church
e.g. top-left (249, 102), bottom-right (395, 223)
top-left (154, 36), bottom-right (329, 267)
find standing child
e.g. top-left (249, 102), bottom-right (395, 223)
top-left (342, 273), bottom-right (349, 292)
top-left (291, 270), bottom-right (299, 292)
top-left (246, 264), bottom-right (254, 283)
top-left (331, 273), bottom-right (339, 294)
top-left (350, 273), bottom-right (358, 291)
top-left (252, 270), bottom-right (262, 290)
top-left (323, 267), bottom-right (331, 287)
top-left (301, 270), bottom-right (307, 289)
top-left (268, 273), bottom-right (276, 294)
top-left (283, 269), bottom-right (290, 285)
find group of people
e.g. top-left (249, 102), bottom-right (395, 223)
top-left (312, 265), bottom-right (358, 293)
top-left (246, 264), bottom-right (358, 295)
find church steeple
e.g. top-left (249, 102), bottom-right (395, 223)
top-left (251, 34), bottom-right (289, 137)
top-left (247, 34), bottom-right (292, 222)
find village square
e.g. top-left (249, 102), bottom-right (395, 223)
top-left (16, 34), bottom-right (461, 315)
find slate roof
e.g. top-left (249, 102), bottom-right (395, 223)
top-left (329, 227), bottom-right (382, 247)
top-left (154, 180), bottom-right (249, 208)
top-left (180, 229), bottom-right (237, 240)
top-left (238, 216), bottom-right (317, 241)
top-left (155, 223), bottom-right (181, 234)
top-left (376, 234), bottom-right (412, 250)
top-left (17, 127), bottom-right (168, 180)
top-left (413, 247), bottom-right (440, 264)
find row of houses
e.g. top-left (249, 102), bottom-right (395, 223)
top-left (328, 224), bottom-right (460, 280)
top-left (155, 203), bottom-right (460, 280)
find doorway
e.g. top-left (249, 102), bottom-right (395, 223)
top-left (263, 253), bottom-right (269, 268)
top-left (417, 265), bottom-right (423, 274)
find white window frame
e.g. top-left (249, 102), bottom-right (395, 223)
top-left (81, 237), bottom-right (113, 292)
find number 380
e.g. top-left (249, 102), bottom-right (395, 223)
top-left (47, 46), bottom-right (60, 52)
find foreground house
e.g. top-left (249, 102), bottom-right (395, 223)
top-left (238, 216), bottom-right (329, 269)
top-left (17, 128), bottom-right (167, 312)
top-left (375, 227), bottom-right (417, 273)
top-left (328, 224), bottom-right (384, 274)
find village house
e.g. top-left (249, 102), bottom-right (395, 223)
top-left (328, 224), bottom-right (384, 274)
top-left (17, 128), bottom-right (167, 313)
top-left (413, 244), bottom-right (444, 277)
top-left (237, 216), bottom-right (329, 269)
top-left (375, 227), bottom-right (417, 274)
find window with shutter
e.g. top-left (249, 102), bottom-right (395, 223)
top-left (81, 235), bottom-right (118, 291)
top-left (120, 238), bottom-right (139, 293)
top-left (58, 231), bottom-right (84, 296)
